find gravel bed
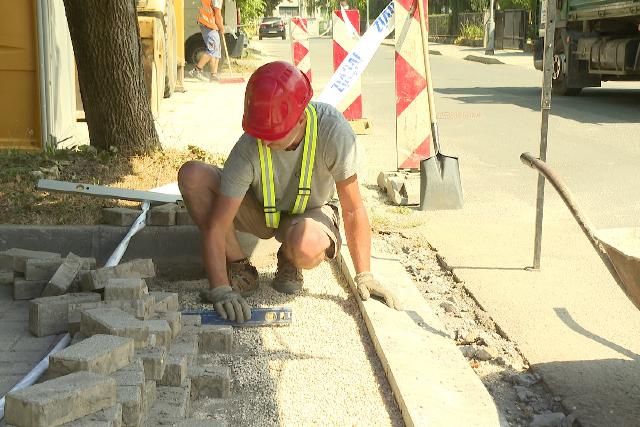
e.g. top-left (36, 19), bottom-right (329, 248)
top-left (153, 258), bottom-right (403, 426)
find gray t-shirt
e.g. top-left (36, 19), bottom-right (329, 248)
top-left (220, 102), bottom-right (358, 211)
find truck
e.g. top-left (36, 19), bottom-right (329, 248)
top-left (533, 0), bottom-right (640, 95)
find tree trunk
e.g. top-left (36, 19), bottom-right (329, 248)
top-left (63, 0), bottom-right (159, 154)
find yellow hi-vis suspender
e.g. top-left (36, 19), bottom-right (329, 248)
top-left (257, 104), bottom-right (318, 228)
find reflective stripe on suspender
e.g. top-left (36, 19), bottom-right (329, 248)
top-left (256, 104), bottom-right (318, 228)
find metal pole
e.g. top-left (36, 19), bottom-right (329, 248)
top-left (366, 0), bottom-right (370, 29)
top-left (531, 0), bottom-right (556, 270)
top-left (485, 0), bottom-right (495, 55)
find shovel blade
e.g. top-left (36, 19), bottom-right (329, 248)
top-left (419, 153), bottom-right (464, 210)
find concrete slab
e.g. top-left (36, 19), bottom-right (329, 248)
top-left (337, 247), bottom-right (507, 426)
top-left (59, 403), bottom-right (122, 427)
top-left (29, 293), bottom-right (102, 337)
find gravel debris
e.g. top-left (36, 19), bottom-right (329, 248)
top-left (153, 259), bottom-right (402, 426)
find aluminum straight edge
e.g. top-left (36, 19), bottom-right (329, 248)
top-left (37, 179), bottom-right (182, 204)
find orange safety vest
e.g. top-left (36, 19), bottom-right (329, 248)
top-left (198, 0), bottom-right (218, 30)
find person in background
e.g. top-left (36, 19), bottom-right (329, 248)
top-left (189, 0), bottom-right (224, 82)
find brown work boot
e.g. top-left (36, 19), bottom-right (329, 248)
top-left (271, 247), bottom-right (303, 294)
top-left (228, 258), bottom-right (259, 297)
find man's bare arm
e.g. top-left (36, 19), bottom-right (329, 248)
top-left (336, 174), bottom-right (370, 273)
top-left (202, 194), bottom-right (242, 287)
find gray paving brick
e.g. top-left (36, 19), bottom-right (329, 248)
top-left (68, 301), bottom-right (107, 335)
top-left (41, 254), bottom-right (83, 297)
top-left (29, 293), bottom-right (101, 337)
top-left (11, 335), bottom-right (56, 352)
top-left (81, 259), bottom-right (155, 291)
top-left (0, 361), bottom-right (34, 376)
top-left (106, 294), bottom-right (155, 320)
top-left (168, 334), bottom-right (199, 364)
top-left (147, 203), bottom-right (178, 226)
top-left (104, 278), bottom-right (147, 301)
top-left (149, 291), bottom-right (179, 312)
top-left (80, 307), bottom-right (150, 348)
top-left (158, 354), bottom-right (187, 387)
top-left (189, 366), bottom-right (231, 399)
top-left (180, 314), bottom-right (200, 327)
top-left (4, 371), bottom-right (116, 427)
top-left (0, 350), bottom-right (46, 364)
top-left (135, 347), bottom-right (165, 381)
top-left (116, 385), bottom-right (143, 427)
top-left (0, 374), bottom-right (24, 396)
top-left (143, 379), bottom-right (156, 417)
top-left (0, 271), bottom-right (14, 285)
top-left (198, 325), bottom-right (233, 354)
top-left (24, 259), bottom-right (64, 281)
top-left (48, 335), bottom-right (134, 378)
top-left (60, 403), bottom-right (122, 427)
top-left (1, 249), bottom-right (61, 273)
top-left (154, 311), bottom-right (182, 338)
top-left (13, 278), bottom-right (46, 300)
top-left (150, 382), bottom-right (191, 420)
top-left (102, 207), bottom-right (143, 227)
top-left (111, 360), bottom-right (145, 388)
top-left (175, 206), bottom-right (195, 226)
top-left (146, 319), bottom-right (172, 349)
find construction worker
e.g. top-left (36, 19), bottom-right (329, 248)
top-left (178, 61), bottom-right (400, 323)
top-left (189, 0), bottom-right (224, 81)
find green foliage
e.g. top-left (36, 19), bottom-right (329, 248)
top-left (498, 0), bottom-right (535, 10)
top-left (470, 0), bottom-right (489, 11)
top-left (237, 0), bottom-right (265, 22)
top-left (454, 22), bottom-right (484, 43)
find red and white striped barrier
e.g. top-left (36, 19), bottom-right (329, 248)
top-left (394, 0), bottom-right (431, 169)
top-left (290, 18), bottom-right (311, 82)
top-left (332, 9), bottom-right (362, 121)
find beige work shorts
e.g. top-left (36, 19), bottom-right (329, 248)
top-left (234, 189), bottom-right (342, 259)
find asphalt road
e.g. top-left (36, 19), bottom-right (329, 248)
top-left (253, 37), bottom-right (640, 426)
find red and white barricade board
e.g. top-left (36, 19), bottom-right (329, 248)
top-left (290, 18), bottom-right (311, 82)
top-left (332, 9), bottom-right (362, 120)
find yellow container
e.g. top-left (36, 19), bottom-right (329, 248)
top-left (0, 0), bottom-right (41, 150)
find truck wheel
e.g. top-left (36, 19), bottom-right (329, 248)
top-left (163, 0), bottom-right (177, 98)
top-left (552, 36), bottom-right (581, 96)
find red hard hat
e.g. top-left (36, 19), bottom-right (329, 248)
top-left (242, 61), bottom-right (313, 140)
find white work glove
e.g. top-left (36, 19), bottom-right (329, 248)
top-left (200, 285), bottom-right (252, 323)
top-left (354, 272), bottom-right (401, 310)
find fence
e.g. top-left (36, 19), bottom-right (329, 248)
top-left (428, 12), bottom-right (484, 38)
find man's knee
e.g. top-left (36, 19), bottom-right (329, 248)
top-left (177, 161), bottom-right (221, 193)
top-left (285, 220), bottom-right (329, 268)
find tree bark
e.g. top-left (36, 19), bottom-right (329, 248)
top-left (64, 0), bottom-right (160, 154)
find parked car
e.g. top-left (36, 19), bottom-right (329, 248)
top-left (259, 17), bottom-right (286, 40)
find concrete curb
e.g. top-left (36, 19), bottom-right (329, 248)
top-left (0, 225), bottom-right (277, 279)
top-left (463, 54), bottom-right (504, 65)
top-left (336, 247), bottom-right (508, 426)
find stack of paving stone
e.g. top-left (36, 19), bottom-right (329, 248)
top-left (0, 248), bottom-right (231, 427)
top-left (101, 204), bottom-right (194, 227)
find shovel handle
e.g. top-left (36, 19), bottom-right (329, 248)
top-left (415, 0), bottom-right (437, 128)
top-left (221, 34), bottom-right (234, 74)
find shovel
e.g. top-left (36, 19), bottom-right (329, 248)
top-left (415, 0), bottom-right (464, 210)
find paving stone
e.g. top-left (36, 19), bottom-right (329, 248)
top-left (1, 249), bottom-right (61, 274)
top-left (155, 311), bottom-right (182, 338)
top-left (13, 278), bottom-right (46, 300)
top-left (116, 385), bottom-right (143, 427)
top-left (168, 334), bottom-right (199, 364)
top-left (180, 314), bottom-right (200, 328)
top-left (81, 307), bottom-right (150, 348)
top-left (106, 295), bottom-right (155, 320)
top-left (147, 203), bottom-right (178, 226)
top-left (158, 354), bottom-right (188, 387)
top-left (146, 320), bottom-right (172, 349)
top-left (10, 335), bottom-right (56, 352)
top-left (189, 366), bottom-right (231, 399)
top-left (68, 301), bottom-right (107, 335)
top-left (0, 361), bottom-right (35, 376)
top-left (143, 380), bottom-right (156, 418)
top-left (41, 253), bottom-right (84, 297)
top-left (102, 207), bottom-right (143, 227)
top-left (4, 371), bottom-right (116, 427)
top-left (135, 347), bottom-right (165, 381)
top-left (150, 382), bottom-right (191, 420)
top-left (112, 359), bottom-right (145, 388)
top-left (149, 291), bottom-right (179, 312)
top-left (148, 419), bottom-right (226, 427)
top-left (24, 258), bottom-right (64, 281)
top-left (70, 332), bottom-right (87, 346)
top-left (49, 335), bottom-right (134, 378)
top-left (104, 278), bottom-right (147, 301)
top-left (60, 403), bottom-right (123, 427)
top-left (175, 206), bottom-right (195, 226)
top-left (29, 293), bottom-right (102, 337)
top-left (198, 325), bottom-right (233, 354)
top-left (0, 270), bottom-right (14, 285)
top-left (81, 260), bottom-right (156, 291)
